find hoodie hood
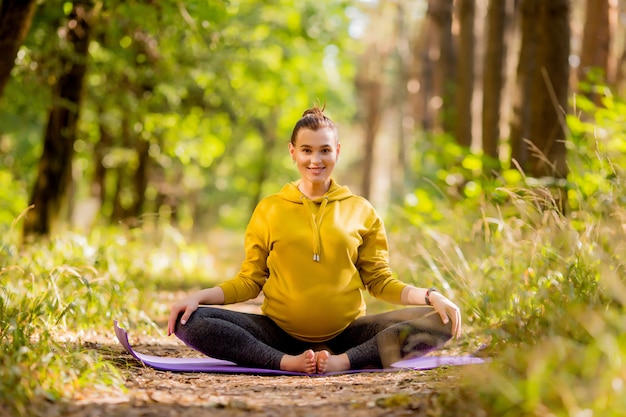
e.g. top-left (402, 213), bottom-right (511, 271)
top-left (277, 179), bottom-right (353, 262)
top-left (277, 179), bottom-right (353, 204)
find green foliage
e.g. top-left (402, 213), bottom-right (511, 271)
top-left (3, 2), bottom-right (625, 415)
top-left (0, 242), bottom-right (120, 413)
top-left (0, 225), bottom-right (149, 414)
top-left (398, 131), bottom-right (523, 229)
top-left (0, 6), bottom-right (358, 410)
top-left (0, 170), bottom-right (29, 228)
top-left (1, 0), bottom-right (357, 233)
top-left (0, 211), bottom-right (243, 414)
top-left (567, 89), bottom-right (626, 216)
top-left (389, 88), bottom-right (626, 415)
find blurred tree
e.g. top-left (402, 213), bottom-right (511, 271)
top-left (618, 42), bottom-right (626, 94)
top-left (91, 103), bottom-right (111, 205)
top-left (510, 0), bottom-right (538, 172)
top-left (454, 0), bottom-right (475, 149)
top-left (616, 0), bottom-right (626, 94)
top-left (9, 0), bottom-right (617, 235)
top-left (23, 1), bottom-right (92, 237)
top-left (0, 0), bottom-right (38, 99)
top-left (11, 0), bottom-right (356, 235)
top-left (482, 0), bottom-right (512, 169)
top-left (410, 10), bottom-right (434, 132)
top-left (527, 0), bottom-right (570, 182)
top-left (355, 41), bottom-right (385, 201)
top-left (426, 0), bottom-right (456, 135)
top-left (579, 0), bottom-right (610, 84)
top-left (108, 27), bottom-right (159, 224)
top-left (390, 1), bottom-right (413, 201)
top-left (576, 0), bottom-right (618, 109)
top-left (249, 109), bottom-right (279, 211)
top-left (351, 0), bottom-right (423, 202)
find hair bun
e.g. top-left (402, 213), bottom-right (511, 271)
top-left (290, 105), bottom-right (336, 144)
top-left (302, 106), bottom-right (326, 117)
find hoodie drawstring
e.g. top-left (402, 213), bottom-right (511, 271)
top-left (301, 196), bottom-right (328, 262)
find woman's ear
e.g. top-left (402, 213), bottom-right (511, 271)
top-left (288, 142), bottom-right (296, 161)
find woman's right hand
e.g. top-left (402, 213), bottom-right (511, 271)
top-left (166, 287), bottom-right (226, 336)
top-left (167, 294), bottom-right (200, 336)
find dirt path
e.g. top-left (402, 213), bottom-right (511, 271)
top-left (58, 351), bottom-right (463, 417)
top-left (33, 298), bottom-right (475, 417)
top-left (31, 333), bottom-right (465, 417)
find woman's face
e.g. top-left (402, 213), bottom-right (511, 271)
top-left (289, 127), bottom-right (340, 187)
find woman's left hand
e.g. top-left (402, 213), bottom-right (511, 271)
top-left (429, 292), bottom-right (462, 338)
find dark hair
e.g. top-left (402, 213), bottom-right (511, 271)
top-left (289, 106), bottom-right (337, 145)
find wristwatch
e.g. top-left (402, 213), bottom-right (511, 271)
top-left (425, 287), bottom-right (438, 306)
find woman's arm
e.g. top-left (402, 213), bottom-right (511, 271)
top-left (167, 202), bottom-right (272, 336)
top-left (167, 287), bottom-right (225, 336)
top-left (400, 285), bottom-right (462, 339)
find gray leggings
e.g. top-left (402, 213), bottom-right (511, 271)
top-left (175, 306), bottom-right (452, 370)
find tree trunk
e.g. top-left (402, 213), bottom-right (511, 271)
top-left (427, 0), bottom-right (456, 134)
top-left (510, 0), bottom-right (538, 168)
top-left (130, 137), bottom-right (150, 220)
top-left (360, 77), bottom-right (382, 201)
top-left (528, 0), bottom-right (570, 180)
top-left (617, 41), bottom-right (626, 95)
top-left (23, 2), bottom-right (91, 238)
top-left (411, 23), bottom-right (434, 131)
top-left (92, 106), bottom-right (112, 203)
top-left (482, 0), bottom-right (510, 167)
top-left (250, 110), bottom-right (278, 212)
top-left (111, 117), bottom-right (131, 223)
top-left (356, 43), bottom-right (385, 200)
top-left (391, 2), bottom-right (410, 200)
top-left (0, 0), bottom-right (38, 99)
top-left (578, 0), bottom-right (610, 82)
top-left (454, 0), bottom-right (475, 149)
top-left (114, 30), bottom-right (158, 225)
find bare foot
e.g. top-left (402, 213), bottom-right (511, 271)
top-left (280, 350), bottom-right (316, 374)
top-left (315, 350), bottom-right (330, 374)
top-left (315, 351), bottom-right (350, 374)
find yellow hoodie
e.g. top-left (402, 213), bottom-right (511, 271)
top-left (218, 179), bottom-right (408, 343)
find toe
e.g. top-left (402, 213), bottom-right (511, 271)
top-left (315, 351), bottom-right (330, 374)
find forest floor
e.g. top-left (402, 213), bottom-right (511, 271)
top-left (27, 296), bottom-right (480, 417)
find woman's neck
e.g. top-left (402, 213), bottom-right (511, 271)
top-left (298, 180), bottom-right (330, 199)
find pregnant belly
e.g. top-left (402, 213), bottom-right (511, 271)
top-left (263, 294), bottom-right (364, 343)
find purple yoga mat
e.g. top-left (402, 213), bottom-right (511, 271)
top-left (114, 320), bottom-right (484, 375)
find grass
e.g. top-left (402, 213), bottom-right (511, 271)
top-left (392, 190), bottom-right (626, 416)
top-left (2, 94), bottom-right (625, 416)
top-left (0, 210), bottom-right (256, 416)
top-left (0, 223), bottom-right (210, 415)
top-left (0, 227), bottom-right (135, 414)
top-left (3, 183), bottom-right (626, 416)
top-left (3, 177), bottom-right (625, 416)
top-left (387, 91), bottom-right (626, 415)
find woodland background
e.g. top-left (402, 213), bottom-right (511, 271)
top-left (1, 0), bottom-right (624, 237)
top-left (2, 0), bottom-right (626, 416)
